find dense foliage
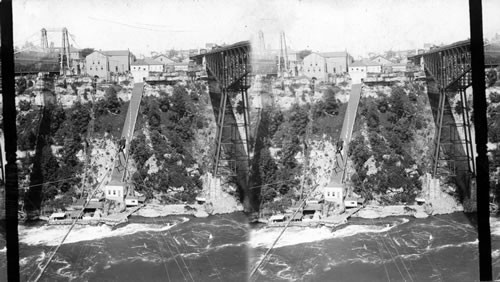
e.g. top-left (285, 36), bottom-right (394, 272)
top-left (256, 85), bottom-right (345, 212)
top-left (130, 83), bottom-right (206, 203)
top-left (348, 84), bottom-right (429, 204)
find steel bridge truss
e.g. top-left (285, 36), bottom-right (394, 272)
top-left (195, 41), bottom-right (252, 176)
top-left (415, 41), bottom-right (476, 178)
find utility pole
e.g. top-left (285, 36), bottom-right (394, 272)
top-left (468, 0), bottom-right (492, 280)
top-left (1, 0), bottom-right (21, 281)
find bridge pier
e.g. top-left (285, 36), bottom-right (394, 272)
top-left (208, 77), bottom-right (252, 210)
top-left (426, 76), bottom-right (474, 202)
top-left (192, 41), bottom-right (254, 211)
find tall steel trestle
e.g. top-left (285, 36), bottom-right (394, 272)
top-left (192, 41), bottom-right (251, 176)
top-left (411, 40), bottom-right (500, 179)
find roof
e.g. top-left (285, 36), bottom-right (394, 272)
top-left (303, 203), bottom-right (322, 211)
top-left (291, 213), bottom-right (303, 220)
top-left (71, 198), bottom-right (85, 207)
top-left (107, 180), bottom-right (127, 186)
top-left (50, 212), bottom-right (67, 218)
top-left (269, 214), bottom-right (286, 221)
top-left (85, 202), bottom-right (103, 209)
top-left (132, 58), bottom-right (163, 66)
top-left (318, 51), bottom-right (349, 58)
top-left (350, 60), bottom-right (381, 67)
top-left (102, 50), bottom-right (130, 56)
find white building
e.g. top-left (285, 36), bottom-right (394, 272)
top-left (302, 51), bottom-right (354, 82)
top-left (85, 51), bottom-right (110, 80)
top-left (324, 184), bottom-right (344, 205)
top-left (131, 58), bottom-right (164, 83)
top-left (349, 60), bottom-right (382, 83)
top-left (104, 180), bottom-right (127, 202)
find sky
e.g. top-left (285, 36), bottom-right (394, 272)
top-left (11, 0), bottom-right (500, 58)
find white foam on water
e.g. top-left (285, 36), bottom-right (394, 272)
top-left (19, 221), bottom-right (182, 246)
top-left (250, 219), bottom-right (408, 249)
top-left (0, 247), bottom-right (5, 253)
top-left (331, 222), bottom-right (399, 238)
top-left (249, 226), bottom-right (334, 249)
top-left (493, 249), bottom-right (500, 259)
top-left (426, 239), bottom-right (478, 252)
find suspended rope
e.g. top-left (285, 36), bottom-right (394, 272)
top-left (387, 235), bottom-right (414, 282)
top-left (32, 173), bottom-right (111, 282)
top-left (371, 218), bottom-right (391, 282)
top-left (250, 184), bottom-right (319, 279)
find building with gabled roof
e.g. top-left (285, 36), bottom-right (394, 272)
top-left (85, 50), bottom-right (110, 79)
top-left (349, 59), bottom-right (382, 83)
top-left (131, 57), bottom-right (164, 82)
top-left (102, 50), bottom-right (133, 74)
top-left (371, 55), bottom-right (393, 65)
top-left (302, 51), bottom-right (354, 82)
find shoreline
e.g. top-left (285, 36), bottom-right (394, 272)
top-left (353, 202), bottom-right (464, 219)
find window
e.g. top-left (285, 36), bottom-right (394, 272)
top-left (327, 192), bottom-right (331, 197)
top-left (90, 67), bottom-right (92, 70)
top-left (318, 68), bottom-right (321, 72)
top-left (108, 190), bottom-right (111, 195)
top-left (93, 61), bottom-right (95, 65)
top-left (101, 67), bottom-right (103, 70)
top-left (98, 61), bottom-right (100, 64)
top-left (118, 191), bottom-right (121, 197)
top-left (113, 190), bottom-right (116, 195)
top-left (332, 191), bottom-right (336, 197)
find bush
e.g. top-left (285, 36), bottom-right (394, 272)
top-left (19, 100), bottom-right (31, 111)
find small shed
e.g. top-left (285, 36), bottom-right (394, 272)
top-left (269, 214), bottom-right (286, 223)
top-left (195, 197), bottom-right (206, 205)
top-left (303, 203), bottom-right (323, 216)
top-left (125, 196), bottom-right (140, 207)
top-left (70, 199), bottom-right (85, 210)
top-left (416, 197), bottom-right (426, 205)
top-left (49, 212), bottom-right (67, 221)
top-left (291, 213), bottom-right (303, 222)
top-left (67, 210), bottom-right (82, 220)
top-left (84, 201), bottom-right (103, 212)
top-left (345, 197), bottom-right (358, 208)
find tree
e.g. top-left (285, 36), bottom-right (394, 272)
top-left (19, 100), bottom-right (31, 111)
top-left (297, 49), bottom-right (312, 60)
top-left (81, 48), bottom-right (95, 58)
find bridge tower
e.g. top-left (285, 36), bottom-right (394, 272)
top-left (278, 31), bottom-right (289, 78)
top-left (59, 28), bottom-right (71, 76)
top-left (41, 28), bottom-right (48, 50)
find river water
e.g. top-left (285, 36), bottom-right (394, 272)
top-left (0, 212), bottom-right (248, 281)
top-left (250, 213), bottom-right (500, 282)
top-left (2, 212), bottom-right (500, 281)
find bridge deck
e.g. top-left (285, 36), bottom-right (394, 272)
top-left (110, 82), bottom-right (144, 183)
top-left (329, 83), bottom-right (362, 186)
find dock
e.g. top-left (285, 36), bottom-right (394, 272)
top-left (266, 206), bottom-right (363, 228)
top-left (48, 204), bottom-right (145, 227)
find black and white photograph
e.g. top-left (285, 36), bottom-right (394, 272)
top-left (2, 0), bottom-right (500, 281)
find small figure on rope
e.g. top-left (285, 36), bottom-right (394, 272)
top-left (118, 137), bottom-right (126, 153)
top-left (336, 140), bottom-right (344, 154)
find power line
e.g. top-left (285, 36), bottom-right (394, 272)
top-left (19, 176), bottom-right (80, 189)
top-left (250, 184), bottom-right (319, 279)
top-left (88, 16), bottom-right (194, 33)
